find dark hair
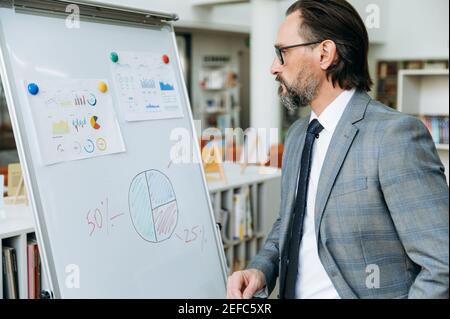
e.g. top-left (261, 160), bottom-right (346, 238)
top-left (286, 0), bottom-right (373, 92)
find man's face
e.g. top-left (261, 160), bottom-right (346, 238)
top-left (272, 13), bottom-right (322, 111)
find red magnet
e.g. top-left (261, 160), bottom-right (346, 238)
top-left (162, 54), bottom-right (170, 64)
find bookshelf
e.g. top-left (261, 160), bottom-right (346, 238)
top-left (208, 163), bottom-right (281, 275)
top-left (397, 69), bottom-right (449, 183)
top-left (281, 60), bottom-right (449, 143)
top-left (376, 60), bottom-right (448, 109)
top-left (0, 204), bottom-right (48, 299)
top-left (0, 163), bottom-right (281, 298)
top-left (199, 55), bottom-right (241, 133)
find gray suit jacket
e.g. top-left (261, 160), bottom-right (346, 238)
top-left (248, 91), bottom-right (449, 299)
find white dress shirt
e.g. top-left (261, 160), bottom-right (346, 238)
top-left (295, 89), bottom-right (356, 299)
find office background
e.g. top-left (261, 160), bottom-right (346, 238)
top-left (0, 0), bottom-right (448, 299)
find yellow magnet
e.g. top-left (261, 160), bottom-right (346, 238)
top-left (98, 81), bottom-right (108, 93)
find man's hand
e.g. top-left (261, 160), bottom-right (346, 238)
top-left (227, 269), bottom-right (266, 299)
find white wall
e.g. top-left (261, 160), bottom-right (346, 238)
top-left (92, 0), bottom-right (449, 63)
top-left (368, 0), bottom-right (449, 60)
top-left (279, 0), bottom-right (449, 60)
top-left (190, 32), bottom-right (248, 120)
top-left (89, 0), bottom-right (250, 33)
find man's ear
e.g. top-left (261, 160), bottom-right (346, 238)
top-left (319, 40), bottom-right (338, 70)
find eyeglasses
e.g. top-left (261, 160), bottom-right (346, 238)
top-left (275, 41), bottom-right (322, 65)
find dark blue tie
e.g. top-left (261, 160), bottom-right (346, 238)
top-left (283, 119), bottom-right (324, 299)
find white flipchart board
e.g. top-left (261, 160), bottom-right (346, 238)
top-left (0, 0), bottom-right (227, 298)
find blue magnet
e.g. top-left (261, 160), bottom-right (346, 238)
top-left (28, 83), bottom-right (39, 95)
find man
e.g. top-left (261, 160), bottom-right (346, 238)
top-left (227, 0), bottom-right (449, 299)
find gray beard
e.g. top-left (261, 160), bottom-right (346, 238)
top-left (279, 91), bottom-right (304, 112)
top-left (277, 72), bottom-right (320, 112)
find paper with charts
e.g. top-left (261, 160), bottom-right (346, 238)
top-left (26, 79), bottom-right (126, 165)
top-left (110, 51), bottom-right (184, 121)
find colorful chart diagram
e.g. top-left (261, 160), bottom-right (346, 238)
top-left (159, 81), bottom-right (174, 91)
top-left (52, 120), bottom-right (70, 136)
top-left (96, 138), bottom-right (107, 151)
top-left (87, 94), bottom-right (97, 106)
top-left (140, 78), bottom-right (156, 89)
top-left (90, 116), bottom-right (101, 130)
top-left (83, 139), bottom-right (95, 153)
top-left (74, 95), bottom-right (87, 106)
top-left (129, 170), bottom-right (178, 243)
top-left (72, 117), bottom-right (87, 132)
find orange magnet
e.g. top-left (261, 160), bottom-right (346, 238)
top-left (162, 54), bottom-right (170, 64)
top-left (98, 81), bottom-right (108, 93)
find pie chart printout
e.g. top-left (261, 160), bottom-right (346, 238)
top-left (90, 116), bottom-right (101, 130)
top-left (129, 170), bottom-right (178, 242)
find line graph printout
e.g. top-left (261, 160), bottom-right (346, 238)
top-left (110, 51), bottom-right (184, 122)
top-left (25, 79), bottom-right (126, 165)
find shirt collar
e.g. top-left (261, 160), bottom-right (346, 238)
top-left (310, 89), bottom-right (356, 134)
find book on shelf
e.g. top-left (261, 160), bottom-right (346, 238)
top-left (217, 209), bottom-right (231, 242)
top-left (423, 61), bottom-right (449, 70)
top-left (27, 240), bottom-right (41, 299)
top-left (232, 186), bottom-right (253, 241)
top-left (208, 194), bottom-right (231, 244)
top-left (404, 61), bottom-right (424, 70)
top-left (2, 246), bottom-right (19, 299)
top-left (419, 115), bottom-right (449, 145)
top-left (233, 189), bottom-right (245, 241)
top-left (224, 252), bottom-right (231, 273)
top-left (246, 188), bottom-right (254, 239)
top-left (378, 61), bottom-right (398, 79)
top-left (219, 208), bottom-right (231, 243)
top-left (0, 174), bottom-right (4, 215)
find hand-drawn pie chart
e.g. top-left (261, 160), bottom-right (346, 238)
top-left (129, 170), bottom-right (178, 243)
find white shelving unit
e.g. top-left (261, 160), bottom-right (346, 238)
top-left (0, 163), bottom-right (281, 298)
top-left (0, 204), bottom-right (41, 299)
top-left (199, 55), bottom-right (241, 133)
top-left (208, 163), bottom-right (281, 275)
top-left (398, 69), bottom-right (449, 183)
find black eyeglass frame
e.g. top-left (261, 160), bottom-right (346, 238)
top-left (275, 40), bottom-right (323, 65)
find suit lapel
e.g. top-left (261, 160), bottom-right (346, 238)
top-left (314, 91), bottom-right (372, 239)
